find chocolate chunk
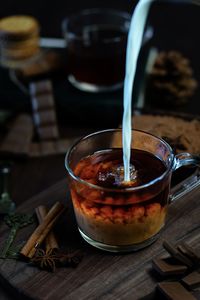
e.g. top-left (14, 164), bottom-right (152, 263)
top-left (152, 257), bottom-right (188, 276)
top-left (29, 79), bottom-right (60, 141)
top-left (31, 94), bottom-right (54, 111)
top-left (182, 272), bottom-right (200, 290)
top-left (29, 143), bottom-right (40, 157)
top-left (157, 282), bottom-right (196, 300)
top-left (177, 243), bottom-right (200, 265)
top-left (40, 141), bottom-right (56, 156)
top-left (33, 110), bottom-right (57, 126)
top-left (29, 80), bottom-right (52, 96)
top-left (163, 241), bottom-right (193, 267)
top-left (55, 139), bottom-right (71, 154)
top-left (38, 125), bottom-right (59, 140)
top-left (29, 139), bottom-right (70, 157)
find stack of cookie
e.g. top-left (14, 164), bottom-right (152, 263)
top-left (0, 15), bottom-right (40, 68)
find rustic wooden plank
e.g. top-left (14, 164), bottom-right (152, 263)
top-left (0, 178), bottom-right (199, 300)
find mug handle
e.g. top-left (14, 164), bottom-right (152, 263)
top-left (170, 152), bottom-right (200, 202)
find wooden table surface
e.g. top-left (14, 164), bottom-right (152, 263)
top-left (0, 126), bottom-right (199, 299)
top-left (0, 157), bottom-right (65, 300)
top-left (0, 126), bottom-right (92, 299)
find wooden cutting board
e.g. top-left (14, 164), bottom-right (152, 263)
top-left (0, 178), bottom-right (199, 300)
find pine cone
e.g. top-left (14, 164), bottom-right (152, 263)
top-left (146, 51), bottom-right (198, 107)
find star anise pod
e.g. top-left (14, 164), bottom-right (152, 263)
top-left (58, 249), bottom-right (84, 268)
top-left (31, 248), bottom-right (59, 272)
top-left (31, 248), bottom-right (84, 272)
top-left (146, 51), bottom-right (198, 107)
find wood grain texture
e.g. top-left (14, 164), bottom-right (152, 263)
top-left (0, 178), bottom-right (199, 300)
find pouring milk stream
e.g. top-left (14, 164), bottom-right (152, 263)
top-left (123, 0), bottom-right (154, 182)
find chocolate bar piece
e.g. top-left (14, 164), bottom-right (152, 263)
top-left (29, 141), bottom-right (56, 157)
top-left (33, 110), bottom-right (57, 126)
top-left (55, 139), bottom-right (71, 154)
top-left (157, 282), bottom-right (196, 300)
top-left (29, 80), bottom-right (52, 96)
top-left (177, 243), bottom-right (200, 265)
top-left (163, 241), bottom-right (193, 267)
top-left (29, 139), bottom-right (70, 157)
top-left (0, 114), bottom-right (33, 158)
top-left (29, 79), bottom-right (60, 141)
top-left (29, 143), bottom-right (40, 157)
top-left (38, 125), bottom-right (59, 140)
top-left (31, 94), bottom-right (54, 111)
top-left (182, 272), bottom-right (200, 290)
top-left (40, 141), bottom-right (56, 156)
top-left (152, 257), bottom-right (188, 276)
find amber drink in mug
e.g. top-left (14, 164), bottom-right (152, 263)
top-left (62, 9), bottom-right (130, 92)
top-left (65, 129), bottom-right (199, 252)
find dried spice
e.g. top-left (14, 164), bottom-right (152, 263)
top-left (35, 205), bottom-right (59, 251)
top-left (58, 249), bottom-right (84, 268)
top-left (20, 202), bottom-right (65, 259)
top-left (31, 248), bottom-right (58, 272)
top-left (29, 204), bottom-right (83, 272)
top-left (146, 51), bottom-right (198, 107)
top-left (0, 203), bottom-right (84, 273)
top-left (31, 247), bottom-right (83, 272)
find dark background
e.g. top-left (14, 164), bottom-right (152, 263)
top-left (0, 0), bottom-right (200, 128)
top-left (0, 2), bottom-right (200, 299)
top-left (0, 0), bottom-right (134, 37)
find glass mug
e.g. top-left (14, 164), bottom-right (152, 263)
top-left (62, 9), bottom-right (130, 92)
top-left (65, 129), bottom-right (200, 252)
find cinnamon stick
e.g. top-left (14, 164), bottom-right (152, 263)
top-left (20, 202), bottom-right (65, 258)
top-left (35, 205), bottom-right (59, 251)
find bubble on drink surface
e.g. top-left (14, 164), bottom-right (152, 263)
top-left (98, 164), bottom-right (138, 187)
top-left (115, 164), bottom-right (139, 187)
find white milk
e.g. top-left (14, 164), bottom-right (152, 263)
top-left (122, 0), bottom-right (154, 182)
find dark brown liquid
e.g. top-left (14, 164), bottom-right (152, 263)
top-left (75, 149), bottom-right (166, 186)
top-left (71, 149), bottom-right (170, 245)
top-left (73, 149), bottom-right (170, 206)
top-left (67, 25), bottom-right (127, 86)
